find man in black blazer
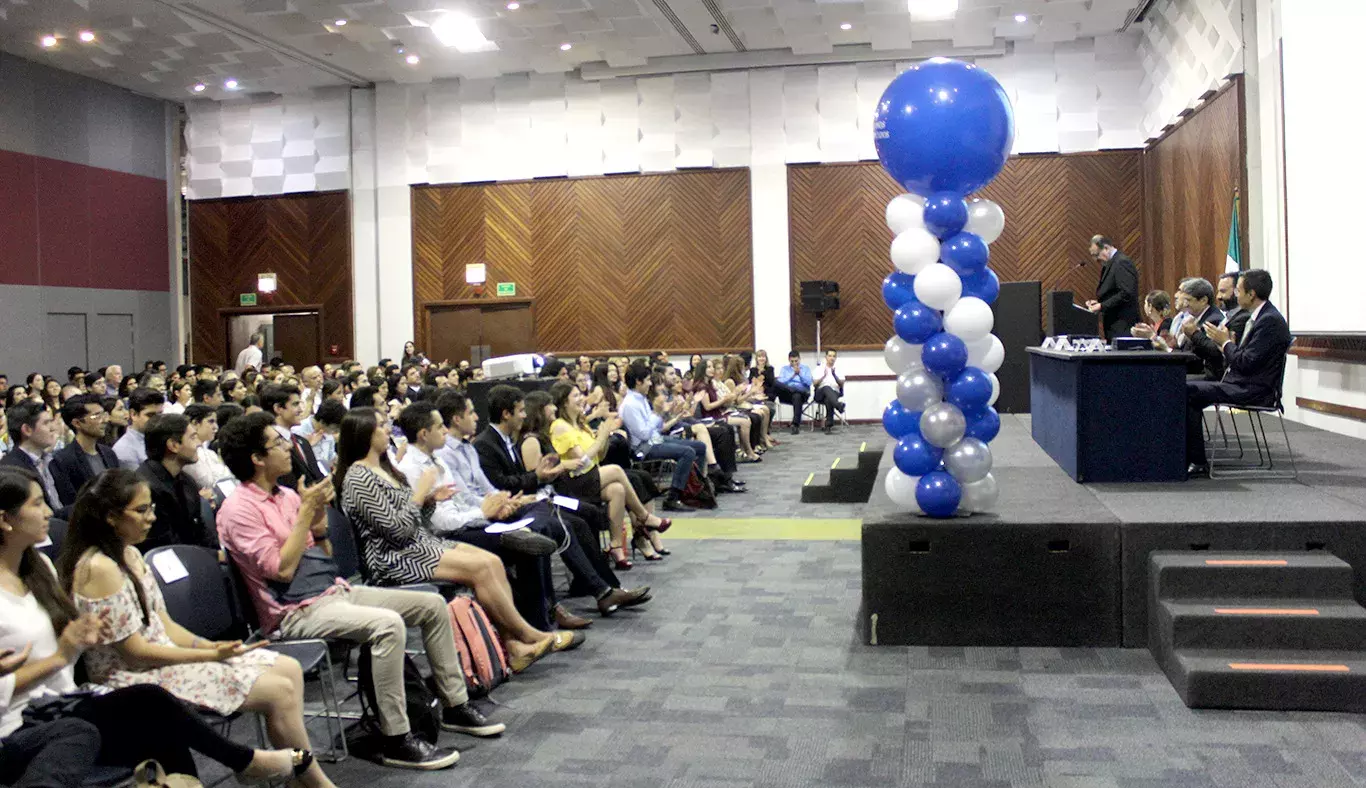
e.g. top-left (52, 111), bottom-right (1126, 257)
top-left (51, 394), bottom-right (120, 507)
top-left (1, 401), bottom-right (64, 515)
top-left (1214, 271), bottom-right (1252, 343)
top-left (262, 385), bottom-right (326, 490)
top-left (472, 385), bottom-right (563, 495)
top-left (1171, 277), bottom-right (1225, 378)
top-left (136, 413), bottom-right (212, 551)
top-left (1085, 235), bottom-right (1141, 340)
top-left (1185, 269), bottom-right (1293, 476)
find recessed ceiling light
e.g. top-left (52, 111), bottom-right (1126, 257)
top-left (40, 35), bottom-right (58, 48)
top-left (334, 19), bottom-right (347, 26)
top-left (431, 12), bottom-right (497, 52)
top-left (840, 22), bottom-right (852, 30)
top-left (560, 42), bottom-right (572, 51)
top-left (1014, 13), bottom-right (1028, 23)
top-left (192, 83), bottom-right (206, 93)
top-left (224, 78), bottom-right (239, 89)
top-left (78, 31), bottom-right (96, 43)
top-left (405, 53), bottom-right (421, 64)
top-left (506, 2), bottom-right (520, 9)
top-left (907, 0), bottom-right (958, 18)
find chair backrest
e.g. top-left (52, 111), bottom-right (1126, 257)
top-left (326, 504), bottom-right (366, 582)
top-left (39, 517), bottom-right (68, 559)
top-left (143, 544), bottom-right (240, 641)
top-left (220, 550), bottom-right (263, 633)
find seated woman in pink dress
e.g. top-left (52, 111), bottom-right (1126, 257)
top-left (57, 469), bottom-right (335, 788)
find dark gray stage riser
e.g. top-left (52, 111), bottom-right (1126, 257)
top-left (857, 448), bottom-right (881, 472)
top-left (1151, 561), bottom-right (1354, 601)
top-left (1158, 602), bottom-right (1366, 651)
top-left (801, 448), bottom-right (884, 504)
top-left (1177, 661), bottom-right (1366, 713)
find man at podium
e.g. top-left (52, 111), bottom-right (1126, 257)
top-left (1084, 235), bottom-right (1141, 340)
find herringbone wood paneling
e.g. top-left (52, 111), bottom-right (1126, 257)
top-left (188, 191), bottom-right (352, 364)
top-left (1143, 77), bottom-right (1248, 301)
top-left (789, 153), bottom-right (1145, 349)
top-left (412, 169), bottom-right (753, 355)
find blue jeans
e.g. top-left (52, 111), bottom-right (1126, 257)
top-left (644, 438), bottom-right (707, 492)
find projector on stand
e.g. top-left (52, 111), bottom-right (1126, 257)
top-left (481, 353), bottom-right (542, 379)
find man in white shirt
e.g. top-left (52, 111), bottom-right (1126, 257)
top-left (811, 349), bottom-right (846, 434)
top-left (113, 388), bottom-right (164, 470)
top-left (234, 332), bottom-right (265, 375)
top-left (299, 365), bottom-right (324, 415)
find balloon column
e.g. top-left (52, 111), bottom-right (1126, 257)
top-left (876, 58), bottom-right (1014, 518)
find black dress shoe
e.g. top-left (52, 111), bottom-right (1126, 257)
top-left (441, 702), bottom-right (506, 737)
top-left (1187, 463), bottom-right (1210, 479)
top-left (663, 496), bottom-right (695, 512)
top-left (790, 424), bottom-right (800, 435)
top-left (499, 529), bottom-right (558, 557)
top-left (379, 734), bottom-right (460, 770)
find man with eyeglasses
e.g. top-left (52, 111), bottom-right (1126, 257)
top-left (51, 394), bottom-right (120, 507)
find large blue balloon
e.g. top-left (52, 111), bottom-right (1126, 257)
top-left (882, 401), bottom-right (921, 439)
top-left (893, 299), bottom-right (943, 344)
top-left (961, 268), bottom-right (1000, 304)
top-left (946, 366), bottom-right (993, 415)
top-left (915, 471), bottom-right (962, 517)
top-left (921, 332), bottom-right (968, 378)
top-left (874, 58), bottom-right (1016, 197)
top-left (882, 271), bottom-right (916, 310)
top-left (922, 193), bottom-right (967, 239)
top-left (965, 406), bottom-right (1001, 442)
top-left (940, 232), bottom-right (989, 277)
top-left (894, 433), bottom-right (942, 477)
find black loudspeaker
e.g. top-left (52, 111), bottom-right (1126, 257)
top-left (991, 280), bottom-right (1042, 414)
top-left (800, 280), bottom-right (840, 314)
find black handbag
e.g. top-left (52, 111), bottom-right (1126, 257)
top-left (20, 689), bottom-right (102, 726)
top-left (265, 547), bottom-right (341, 604)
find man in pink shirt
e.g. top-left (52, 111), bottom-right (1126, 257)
top-left (215, 412), bottom-right (504, 771)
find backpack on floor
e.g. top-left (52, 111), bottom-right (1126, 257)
top-left (447, 595), bottom-right (510, 698)
top-left (356, 644), bottom-right (441, 744)
top-left (680, 466), bottom-right (717, 509)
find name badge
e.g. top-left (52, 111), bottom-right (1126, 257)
top-left (552, 495), bottom-right (580, 511)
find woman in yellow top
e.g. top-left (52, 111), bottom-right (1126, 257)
top-left (548, 382), bottom-right (670, 570)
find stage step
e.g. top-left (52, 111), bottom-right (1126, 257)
top-left (800, 442), bottom-right (883, 504)
top-left (1149, 551), bottom-right (1366, 712)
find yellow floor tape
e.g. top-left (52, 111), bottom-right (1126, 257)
top-left (665, 518), bottom-right (861, 540)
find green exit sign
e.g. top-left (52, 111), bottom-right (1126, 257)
top-left (239, 293), bottom-right (258, 306)
top-left (495, 282), bottom-right (516, 297)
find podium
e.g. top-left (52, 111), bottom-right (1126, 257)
top-left (1046, 290), bottom-right (1100, 337)
top-left (991, 281), bottom-right (1041, 413)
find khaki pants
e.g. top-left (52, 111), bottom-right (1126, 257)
top-left (280, 586), bottom-right (467, 736)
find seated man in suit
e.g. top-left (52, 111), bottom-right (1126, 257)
top-left (1168, 277), bottom-right (1224, 377)
top-left (1, 400), bottom-right (64, 514)
top-left (1215, 271), bottom-right (1252, 343)
top-left (51, 394), bottom-right (120, 507)
top-left (1185, 269), bottom-right (1293, 477)
top-left (262, 384), bottom-right (325, 490)
top-left (136, 413), bottom-right (214, 550)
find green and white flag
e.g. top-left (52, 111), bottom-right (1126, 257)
top-left (1225, 190), bottom-right (1243, 273)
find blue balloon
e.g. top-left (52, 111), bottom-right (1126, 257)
top-left (961, 268), bottom-right (1000, 304)
top-left (915, 471), bottom-right (962, 517)
top-left (946, 366), bottom-right (993, 415)
top-left (921, 332), bottom-right (968, 378)
top-left (922, 193), bottom-right (968, 239)
top-left (874, 58), bottom-right (1016, 196)
top-left (893, 299), bottom-right (943, 344)
top-left (894, 433), bottom-right (942, 477)
top-left (882, 271), bottom-right (916, 310)
top-left (940, 232), bottom-right (989, 277)
top-left (882, 401), bottom-right (921, 439)
top-left (965, 406), bottom-right (1001, 442)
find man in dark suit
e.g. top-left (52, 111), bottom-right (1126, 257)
top-left (1085, 235), bottom-right (1141, 340)
top-left (1171, 277), bottom-right (1225, 378)
top-left (137, 413), bottom-right (213, 550)
top-left (472, 385), bottom-right (564, 495)
top-left (1214, 271), bottom-right (1252, 343)
top-left (51, 394), bottom-right (120, 507)
top-left (1, 401), bottom-right (64, 515)
top-left (262, 385), bottom-right (325, 490)
top-left (1185, 269), bottom-right (1292, 477)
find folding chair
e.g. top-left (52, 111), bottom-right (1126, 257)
top-left (144, 545), bottom-right (349, 762)
top-left (1207, 361), bottom-right (1297, 480)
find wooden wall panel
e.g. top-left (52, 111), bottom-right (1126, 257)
top-left (412, 168), bottom-right (753, 355)
top-left (1143, 76), bottom-right (1248, 304)
top-left (789, 152), bottom-right (1144, 349)
top-left (188, 191), bottom-right (352, 364)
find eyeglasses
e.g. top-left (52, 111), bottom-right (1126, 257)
top-left (126, 503), bottom-right (155, 515)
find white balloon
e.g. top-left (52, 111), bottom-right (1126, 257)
top-left (884, 468), bottom-right (922, 512)
top-left (960, 473), bottom-right (999, 512)
top-left (883, 336), bottom-right (923, 374)
top-left (965, 199), bottom-right (1006, 244)
top-left (987, 372), bottom-right (1000, 406)
top-left (912, 263), bottom-right (963, 311)
top-left (966, 334), bottom-right (1005, 373)
top-left (942, 297), bottom-right (995, 343)
top-left (886, 194), bottom-right (927, 235)
top-left (890, 228), bottom-right (940, 276)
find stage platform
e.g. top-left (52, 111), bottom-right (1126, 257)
top-left (861, 414), bottom-right (1366, 648)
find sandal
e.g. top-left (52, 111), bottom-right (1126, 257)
top-left (237, 749), bottom-right (313, 785)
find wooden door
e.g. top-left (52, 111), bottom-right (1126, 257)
top-left (427, 306), bottom-right (483, 366)
top-left (273, 313), bottom-right (320, 368)
top-left (480, 302), bottom-right (534, 358)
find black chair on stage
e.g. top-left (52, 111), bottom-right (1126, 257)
top-left (1206, 351), bottom-right (1297, 480)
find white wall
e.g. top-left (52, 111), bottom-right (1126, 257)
top-left (1137, 0), bottom-right (1246, 140)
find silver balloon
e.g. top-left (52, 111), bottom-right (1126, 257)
top-left (920, 402), bottom-right (966, 448)
top-left (960, 473), bottom-right (999, 512)
top-left (896, 369), bottom-right (944, 411)
top-left (943, 437), bottom-right (993, 484)
top-left (884, 336), bottom-right (923, 374)
top-left (965, 199), bottom-right (1006, 244)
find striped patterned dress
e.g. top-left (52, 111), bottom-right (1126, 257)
top-left (341, 464), bottom-right (445, 585)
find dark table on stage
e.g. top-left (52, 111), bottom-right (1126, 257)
top-left (1027, 347), bottom-right (1196, 483)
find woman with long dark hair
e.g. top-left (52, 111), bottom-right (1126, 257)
top-left (56, 470), bottom-right (335, 788)
top-left (692, 359), bottom-right (760, 462)
top-left (98, 397), bottom-right (128, 447)
top-left (722, 355), bottom-right (773, 450)
top-left (0, 468), bottom-right (310, 786)
top-left (333, 408), bottom-right (573, 671)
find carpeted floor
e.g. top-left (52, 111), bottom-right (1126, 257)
top-left (196, 422), bottom-right (1366, 788)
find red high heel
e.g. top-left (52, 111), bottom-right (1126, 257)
top-left (610, 545), bottom-right (633, 570)
top-left (641, 517), bottom-right (672, 534)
